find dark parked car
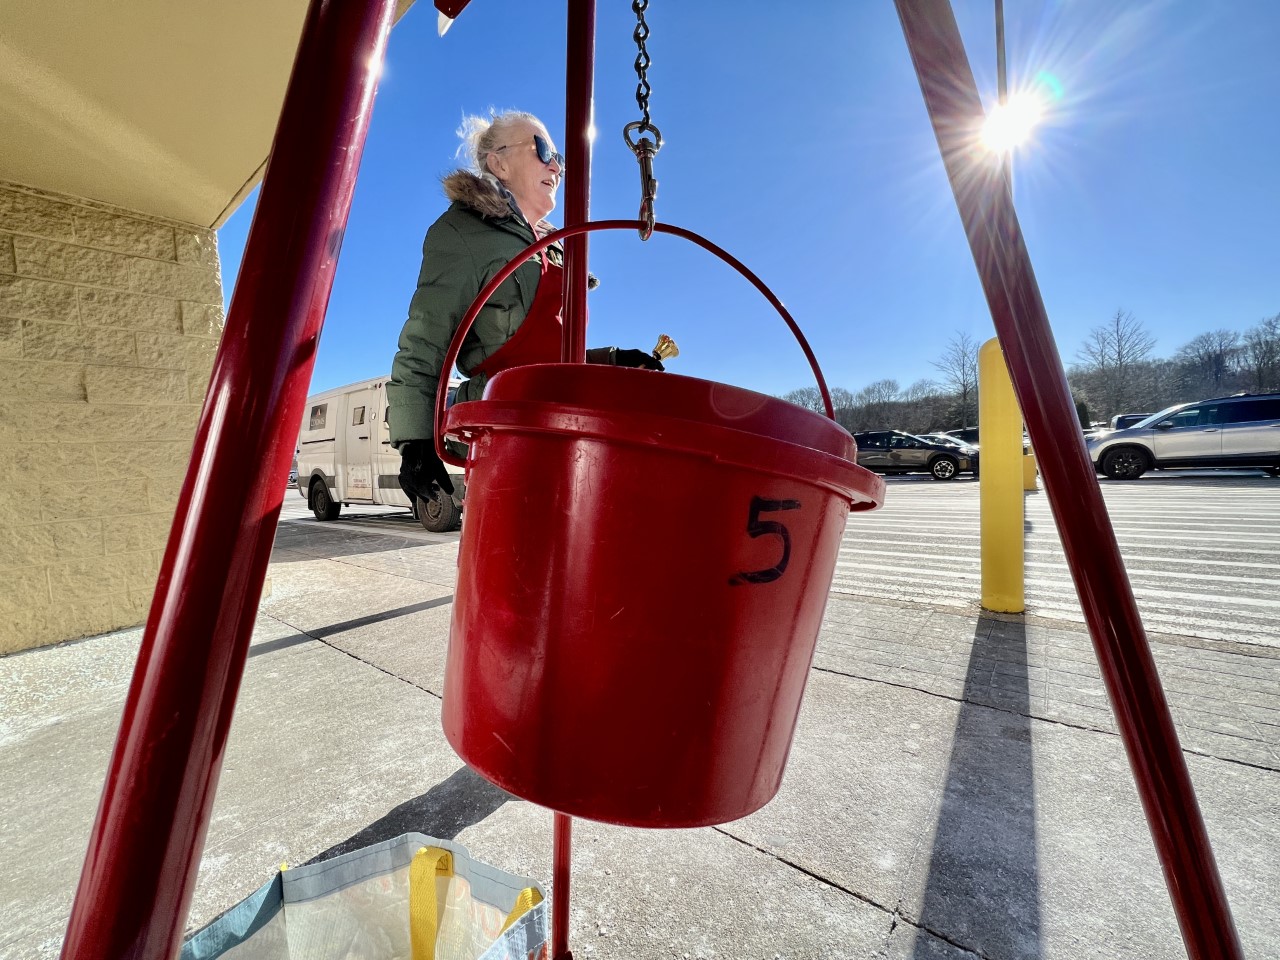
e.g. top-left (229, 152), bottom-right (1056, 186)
top-left (942, 426), bottom-right (1030, 453)
top-left (943, 426), bottom-right (981, 447)
top-left (853, 430), bottom-right (977, 480)
top-left (1086, 392), bottom-right (1280, 479)
top-left (1109, 413), bottom-right (1153, 431)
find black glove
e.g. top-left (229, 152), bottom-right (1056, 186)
top-left (398, 440), bottom-right (454, 504)
top-left (613, 348), bottom-right (664, 372)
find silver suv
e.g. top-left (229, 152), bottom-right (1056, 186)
top-left (1086, 393), bottom-right (1280, 480)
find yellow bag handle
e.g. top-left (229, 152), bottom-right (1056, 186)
top-left (498, 885), bottom-right (544, 936)
top-left (409, 846), bottom-right (543, 960)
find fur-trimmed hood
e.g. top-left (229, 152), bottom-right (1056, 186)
top-left (442, 170), bottom-right (555, 235)
top-left (439, 169), bottom-right (596, 288)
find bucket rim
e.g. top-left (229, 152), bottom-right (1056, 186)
top-left (446, 397), bottom-right (885, 510)
top-left (478, 364), bottom-right (859, 459)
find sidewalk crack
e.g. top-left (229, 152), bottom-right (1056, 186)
top-left (813, 664), bottom-right (1280, 773)
top-left (715, 830), bottom-right (993, 958)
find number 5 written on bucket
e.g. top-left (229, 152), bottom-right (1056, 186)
top-left (730, 496), bottom-right (801, 585)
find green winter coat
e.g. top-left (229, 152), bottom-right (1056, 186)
top-left (386, 171), bottom-right (561, 444)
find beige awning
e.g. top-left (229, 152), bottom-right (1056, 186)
top-left (0, 0), bottom-right (416, 228)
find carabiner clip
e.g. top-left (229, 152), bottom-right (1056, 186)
top-left (624, 121), bottom-right (663, 241)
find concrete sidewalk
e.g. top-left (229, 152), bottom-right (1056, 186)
top-left (2, 514), bottom-right (1278, 959)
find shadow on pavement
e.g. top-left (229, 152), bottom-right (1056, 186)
top-left (269, 515), bottom-right (457, 564)
top-left (304, 765), bottom-right (512, 865)
top-left (1099, 471), bottom-right (1275, 488)
top-left (248, 596), bottom-right (455, 658)
top-left (912, 617), bottom-right (1042, 959)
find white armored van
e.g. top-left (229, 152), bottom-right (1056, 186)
top-left (295, 375), bottom-right (465, 532)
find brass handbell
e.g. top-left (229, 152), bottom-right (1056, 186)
top-left (652, 334), bottom-right (680, 362)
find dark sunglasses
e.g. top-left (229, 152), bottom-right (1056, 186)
top-left (497, 135), bottom-right (565, 171)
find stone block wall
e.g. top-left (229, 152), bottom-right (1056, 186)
top-left (0, 180), bottom-right (224, 654)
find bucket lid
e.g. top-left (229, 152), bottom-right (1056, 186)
top-left (480, 364), bottom-right (857, 462)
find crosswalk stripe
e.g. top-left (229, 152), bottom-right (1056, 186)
top-left (835, 474), bottom-right (1280, 647)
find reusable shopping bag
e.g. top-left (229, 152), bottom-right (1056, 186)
top-left (181, 832), bottom-right (547, 960)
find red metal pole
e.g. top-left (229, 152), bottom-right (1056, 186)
top-left (892, 2), bottom-right (1242, 957)
top-left (59, 2), bottom-right (397, 958)
top-left (552, 811), bottom-right (574, 959)
top-left (561, 0), bottom-right (595, 363)
top-left (551, 9), bottom-right (593, 953)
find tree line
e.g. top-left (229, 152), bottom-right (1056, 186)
top-left (780, 310), bottom-right (1280, 435)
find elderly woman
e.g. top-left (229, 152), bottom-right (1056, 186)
top-left (388, 109), bottom-right (661, 505)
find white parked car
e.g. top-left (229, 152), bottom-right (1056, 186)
top-left (1086, 393), bottom-right (1280, 480)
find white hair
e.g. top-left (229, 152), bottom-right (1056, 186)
top-left (456, 109), bottom-right (544, 185)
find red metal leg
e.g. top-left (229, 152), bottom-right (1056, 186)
top-left (552, 812), bottom-right (574, 959)
top-left (58, 2), bottom-right (397, 958)
top-left (893, 2), bottom-right (1242, 957)
top-left (561, 0), bottom-right (596, 363)
top-left (551, 6), bottom-right (591, 948)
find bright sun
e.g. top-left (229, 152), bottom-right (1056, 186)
top-left (981, 91), bottom-right (1045, 152)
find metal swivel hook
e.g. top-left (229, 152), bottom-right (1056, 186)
top-left (624, 121), bottom-right (662, 241)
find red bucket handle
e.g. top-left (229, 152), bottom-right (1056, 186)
top-left (434, 219), bottom-right (837, 467)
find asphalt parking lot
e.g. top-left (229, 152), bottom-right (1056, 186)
top-left (285, 468), bottom-right (1280, 649)
top-left (832, 469), bottom-right (1280, 647)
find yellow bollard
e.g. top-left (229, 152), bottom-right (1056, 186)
top-left (979, 337), bottom-right (1025, 612)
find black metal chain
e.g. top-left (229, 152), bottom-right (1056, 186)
top-left (624, 0), bottom-right (661, 239)
top-left (632, 0), bottom-right (652, 134)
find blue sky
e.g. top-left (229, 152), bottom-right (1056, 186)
top-left (217, 0), bottom-right (1278, 401)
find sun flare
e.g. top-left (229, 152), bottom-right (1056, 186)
top-left (981, 91), bottom-right (1046, 152)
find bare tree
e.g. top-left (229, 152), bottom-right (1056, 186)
top-left (856, 379), bottom-right (901, 406)
top-left (782, 310), bottom-right (1276, 438)
top-left (1074, 309), bottom-right (1156, 415)
top-left (828, 387), bottom-right (857, 433)
top-left (1241, 313), bottom-right (1280, 392)
top-left (780, 386), bottom-right (823, 412)
top-left (849, 378), bottom-right (900, 430)
top-left (902, 378), bottom-right (940, 402)
top-left (780, 385), bottom-right (856, 424)
top-left (829, 386), bottom-right (856, 411)
top-left (1175, 329), bottom-right (1240, 395)
top-left (931, 332), bottom-right (980, 427)
top-left (898, 378), bottom-right (950, 433)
